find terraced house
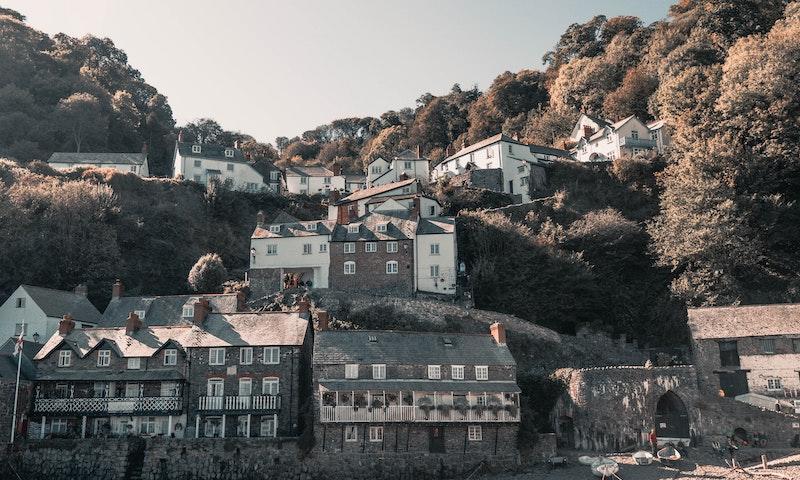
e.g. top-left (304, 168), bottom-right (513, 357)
top-left (312, 322), bottom-right (521, 457)
top-left (29, 298), bottom-right (311, 440)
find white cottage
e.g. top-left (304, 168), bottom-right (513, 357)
top-left (47, 151), bottom-right (150, 177)
top-left (284, 165), bottom-right (346, 195)
top-left (366, 147), bottom-right (430, 188)
top-left (172, 139), bottom-right (281, 193)
top-left (570, 113), bottom-right (671, 163)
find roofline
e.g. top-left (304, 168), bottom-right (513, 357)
top-left (687, 302), bottom-right (800, 313)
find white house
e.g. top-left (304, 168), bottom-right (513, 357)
top-left (432, 134), bottom-right (571, 202)
top-left (570, 113), bottom-right (672, 163)
top-left (172, 139), bottom-right (282, 193)
top-left (0, 285), bottom-right (102, 344)
top-left (414, 216), bottom-right (458, 295)
top-left (284, 165), bottom-right (346, 195)
top-left (366, 147), bottom-right (430, 188)
top-left (344, 174), bottom-right (366, 192)
top-left (327, 178), bottom-right (427, 222)
top-left (47, 151), bottom-right (150, 177)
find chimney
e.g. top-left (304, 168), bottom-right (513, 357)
top-left (112, 280), bottom-right (124, 300)
top-left (583, 125), bottom-right (593, 139)
top-left (329, 190), bottom-right (340, 204)
top-left (461, 138), bottom-right (468, 150)
top-left (411, 197), bottom-right (421, 219)
top-left (446, 144), bottom-right (455, 157)
top-left (236, 291), bottom-right (247, 312)
top-left (125, 312), bottom-right (142, 336)
top-left (193, 298), bottom-right (210, 326)
top-left (317, 310), bottom-right (329, 331)
top-left (490, 322), bottom-right (506, 346)
top-left (336, 205), bottom-right (350, 225)
top-left (416, 145), bottom-right (423, 158)
top-left (141, 142), bottom-right (148, 156)
top-left (74, 284), bottom-right (88, 297)
top-left (178, 130), bottom-right (184, 142)
top-left (59, 314), bottom-right (75, 336)
top-left (256, 211), bottom-right (265, 228)
top-left (297, 297), bottom-right (310, 320)
top-left (399, 172), bottom-right (410, 181)
top-left (331, 164), bottom-right (342, 176)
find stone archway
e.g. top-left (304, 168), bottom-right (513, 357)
top-left (655, 391), bottom-right (690, 441)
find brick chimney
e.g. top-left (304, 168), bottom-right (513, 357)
top-left (193, 298), bottom-right (210, 326)
top-left (416, 145), bottom-right (423, 158)
top-left (125, 312), bottom-right (142, 336)
top-left (236, 291), bottom-right (247, 312)
top-left (317, 310), bottom-right (329, 331)
top-left (74, 284), bottom-right (88, 297)
top-left (336, 205), bottom-right (350, 225)
top-left (490, 322), bottom-right (506, 346)
top-left (297, 297), bottom-right (310, 320)
top-left (331, 164), bottom-right (342, 176)
top-left (256, 211), bottom-right (265, 229)
top-left (583, 125), bottom-right (593, 139)
top-left (112, 280), bottom-right (124, 300)
top-left (411, 197), bottom-right (421, 219)
top-left (59, 314), bottom-right (75, 336)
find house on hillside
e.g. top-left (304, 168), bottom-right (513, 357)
top-left (47, 151), bottom-right (150, 177)
top-left (327, 179), bottom-right (443, 222)
top-left (312, 322), bottom-right (520, 456)
top-left (172, 136), bottom-right (281, 193)
top-left (344, 174), bottom-right (366, 192)
top-left (431, 134), bottom-right (571, 203)
top-left (0, 285), bottom-right (102, 345)
top-left (569, 113), bottom-right (671, 163)
top-left (366, 147), bottom-right (430, 188)
top-left (284, 164), bottom-right (346, 195)
top-left (29, 299), bottom-right (311, 439)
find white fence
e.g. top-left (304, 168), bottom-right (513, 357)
top-left (198, 395), bottom-right (280, 411)
top-left (320, 405), bottom-right (519, 423)
top-left (34, 396), bottom-right (182, 414)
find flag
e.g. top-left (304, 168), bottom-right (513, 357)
top-left (13, 331), bottom-right (23, 357)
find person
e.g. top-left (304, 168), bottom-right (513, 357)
top-left (649, 428), bottom-right (658, 454)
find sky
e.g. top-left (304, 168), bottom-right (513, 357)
top-left (6, 0), bottom-right (673, 144)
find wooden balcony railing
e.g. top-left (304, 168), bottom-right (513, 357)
top-left (34, 396), bottom-right (182, 414)
top-left (319, 405), bottom-right (519, 423)
top-left (197, 395), bottom-right (280, 411)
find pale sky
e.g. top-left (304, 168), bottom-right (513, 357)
top-left (6, 0), bottom-right (672, 144)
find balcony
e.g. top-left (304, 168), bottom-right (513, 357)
top-left (619, 136), bottom-right (656, 149)
top-left (197, 395), bottom-right (280, 411)
top-left (34, 396), bottom-right (182, 414)
top-left (320, 405), bottom-right (519, 423)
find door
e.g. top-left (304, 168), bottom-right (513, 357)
top-left (655, 391), bottom-right (690, 440)
top-left (718, 371), bottom-right (749, 397)
top-left (429, 426), bottom-right (445, 453)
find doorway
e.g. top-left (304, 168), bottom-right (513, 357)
top-left (429, 426), bottom-right (445, 453)
top-left (655, 391), bottom-right (690, 440)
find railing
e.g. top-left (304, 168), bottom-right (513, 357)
top-left (198, 395), bottom-right (280, 411)
top-left (319, 405), bottom-right (519, 423)
top-left (619, 137), bottom-right (656, 149)
top-left (34, 396), bottom-right (182, 414)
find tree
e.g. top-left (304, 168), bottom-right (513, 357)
top-left (181, 118), bottom-right (224, 144)
top-left (53, 92), bottom-right (108, 152)
top-left (603, 66), bottom-right (658, 120)
top-left (467, 70), bottom-right (548, 142)
top-left (187, 253), bottom-right (228, 293)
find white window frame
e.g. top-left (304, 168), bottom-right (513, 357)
top-left (468, 425), bottom-right (482, 441)
top-left (430, 265), bottom-right (440, 278)
top-left (270, 171), bottom-right (280, 181)
top-left (263, 346), bottom-right (280, 364)
top-left (767, 378), bottom-right (783, 391)
top-left (345, 364), bottom-right (359, 379)
top-left (262, 377), bottom-right (279, 395)
top-left (430, 243), bottom-right (440, 255)
top-left (208, 347), bottom-right (226, 365)
top-left (387, 241), bottom-right (398, 253)
top-left (475, 366), bottom-right (489, 381)
top-left (125, 382), bottom-right (141, 398)
top-left (300, 176), bottom-right (308, 184)
top-left (15, 297), bottom-right (25, 308)
top-left (319, 243), bottom-right (328, 253)
top-left (343, 242), bottom-right (356, 254)
top-left (377, 223), bottom-right (388, 232)
top-left (269, 225), bottom-right (280, 233)
top-left (240, 347), bottom-right (253, 365)
top-left (51, 418), bottom-right (68, 433)
top-left (266, 244), bottom-right (278, 255)
top-left (238, 377), bottom-right (253, 396)
top-left (365, 242), bottom-right (377, 253)
top-left (134, 309), bottom-right (146, 319)
top-left (192, 145), bottom-right (201, 154)
top-left (127, 357), bottom-right (141, 370)
top-left (161, 381), bottom-right (178, 397)
top-left (451, 365), bottom-right (464, 380)
top-left (260, 415), bottom-right (277, 437)
top-left (182, 306), bottom-right (194, 318)
top-left (207, 378), bottom-right (224, 397)
top-left (164, 348), bottom-right (178, 366)
top-left (139, 416), bottom-right (158, 435)
top-left (369, 426), bottom-right (384, 442)
top-left (386, 261), bottom-right (398, 274)
top-left (347, 224), bottom-right (359, 234)
top-left (372, 364), bottom-right (386, 380)
top-left (428, 365), bottom-right (441, 380)
top-left (305, 222), bottom-right (317, 231)
top-left (58, 350), bottom-right (72, 367)
top-left (97, 350), bottom-right (111, 367)
top-left (344, 261), bottom-right (356, 275)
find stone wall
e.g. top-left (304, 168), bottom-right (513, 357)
top-left (0, 378), bottom-right (32, 443)
top-left (0, 438), bottom-right (133, 480)
top-left (249, 267), bottom-right (282, 299)
top-left (449, 168), bottom-right (503, 192)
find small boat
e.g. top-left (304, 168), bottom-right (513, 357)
top-left (632, 450), bottom-right (654, 465)
top-left (578, 455), bottom-right (599, 465)
top-left (590, 457), bottom-right (619, 477)
top-left (657, 446), bottom-right (681, 462)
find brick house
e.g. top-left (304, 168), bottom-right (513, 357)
top-left (312, 320), bottom-right (520, 457)
top-left (29, 298), bottom-right (311, 440)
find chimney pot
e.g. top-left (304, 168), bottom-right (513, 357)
top-left (490, 322), bottom-right (506, 346)
top-left (59, 314), bottom-right (76, 336)
top-left (317, 310), bottom-right (329, 331)
top-left (74, 284), bottom-right (88, 297)
top-left (125, 312), bottom-right (142, 336)
top-left (193, 298), bottom-right (210, 326)
top-left (112, 280), bottom-right (124, 300)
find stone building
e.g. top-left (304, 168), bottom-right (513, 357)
top-left (312, 320), bottom-right (520, 457)
top-left (0, 337), bottom-right (40, 442)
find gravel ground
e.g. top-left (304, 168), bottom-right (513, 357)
top-left (484, 449), bottom-right (800, 480)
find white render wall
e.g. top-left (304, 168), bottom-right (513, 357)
top-left (0, 286), bottom-right (95, 344)
top-left (173, 152), bottom-right (276, 192)
top-left (250, 235), bottom-right (331, 288)
top-left (415, 233), bottom-right (458, 295)
top-left (284, 175), bottom-right (345, 195)
top-left (48, 162), bottom-right (149, 177)
top-left (367, 158), bottom-right (391, 186)
top-left (740, 354), bottom-right (800, 396)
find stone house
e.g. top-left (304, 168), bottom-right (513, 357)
top-left (366, 147), bottom-right (430, 188)
top-left (29, 298), bottom-right (311, 440)
top-left (46, 150), bottom-right (150, 177)
top-left (569, 113), bottom-right (671, 163)
top-left (312, 321), bottom-right (520, 457)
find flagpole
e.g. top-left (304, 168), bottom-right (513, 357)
top-left (10, 321), bottom-right (24, 444)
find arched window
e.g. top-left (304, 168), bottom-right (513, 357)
top-left (344, 261), bottom-right (356, 275)
top-left (386, 261), bottom-right (398, 274)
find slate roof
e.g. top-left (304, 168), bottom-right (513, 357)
top-left (20, 285), bottom-right (102, 325)
top-left (285, 165), bottom-right (334, 177)
top-left (318, 380), bottom-right (521, 394)
top-left (0, 338), bottom-right (40, 380)
top-left (271, 212), bottom-right (301, 224)
top-left (528, 145), bottom-right (573, 159)
top-left (417, 217), bottom-right (455, 235)
top-left (35, 312), bottom-right (309, 360)
top-left (345, 174), bottom-right (366, 183)
top-left (443, 134), bottom-right (524, 162)
top-left (252, 219), bottom-right (337, 239)
top-left (314, 330), bottom-right (516, 366)
top-left (337, 179), bottom-right (416, 204)
top-left (47, 152), bottom-right (146, 166)
top-left (101, 293), bottom-right (240, 327)
top-left (176, 142), bottom-right (247, 162)
top-left (687, 303), bottom-right (800, 340)
top-left (37, 369), bottom-right (185, 382)
top-left (582, 112), bottom-right (611, 129)
top-left (249, 160), bottom-right (281, 181)
top-left (330, 211), bottom-right (418, 242)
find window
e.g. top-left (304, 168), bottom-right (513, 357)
top-left (347, 224), bottom-right (359, 234)
top-left (517, 164), bottom-right (525, 173)
top-left (508, 145), bottom-right (513, 154)
top-left (631, 130), bottom-right (639, 140)
top-left (345, 364), bottom-right (359, 379)
top-left (345, 425), bottom-right (358, 442)
top-left (372, 364), bottom-right (386, 379)
top-left (344, 261), bottom-right (356, 275)
top-left (430, 265), bottom-right (440, 278)
top-left (451, 365), bottom-right (464, 380)
top-left (305, 222), bottom-right (317, 230)
top-left (650, 131), bottom-right (658, 141)
top-left (209, 347), bottom-right (226, 365)
top-left (323, 177), bottom-right (331, 184)
top-left (204, 417), bottom-right (222, 437)
top-left (14, 297), bottom-right (25, 308)
top-left (263, 347), bottom-right (280, 364)
top-left (468, 425), bottom-right (482, 441)
top-left (161, 382), bottom-right (178, 397)
top-left (58, 350), bottom-right (72, 367)
top-left (237, 415), bottom-right (249, 437)
top-left (386, 261), bottom-right (398, 274)
top-left (260, 416), bottom-right (276, 437)
top-left (139, 417), bottom-right (158, 435)
top-left (226, 163), bottom-right (234, 171)
top-left (430, 243), bottom-right (440, 255)
top-left (403, 161), bottom-right (412, 170)
top-left (521, 177), bottom-right (529, 186)
top-left (486, 147), bottom-right (494, 158)
top-left (93, 382), bottom-right (109, 398)
top-left (377, 223), bottom-right (388, 232)
top-left (365, 242), bottom-right (377, 253)
top-left (14, 323), bottom-right (25, 336)
top-left (767, 378), bottom-right (783, 391)
top-left (475, 366), bottom-right (489, 380)
top-left (207, 378), bottom-right (224, 397)
top-left (371, 166), bottom-right (382, 174)
top-left (262, 377), bottom-right (279, 395)
top-left (719, 341), bottom-right (740, 367)
top-left (429, 206), bottom-right (436, 216)
top-left (125, 383), bottom-right (140, 398)
top-left (302, 243), bottom-right (312, 255)
top-left (266, 244), bottom-right (278, 256)
top-left (164, 348), bottom-right (178, 365)
top-left (402, 187), bottom-right (411, 194)
top-left (344, 242), bottom-right (356, 254)
top-left (270, 171), bottom-right (280, 181)
top-left (192, 145), bottom-right (201, 154)
top-left (369, 426), bottom-right (384, 442)
top-left (225, 149), bottom-right (234, 158)
top-left (387, 241), bottom-right (398, 253)
top-left (51, 418), bottom-right (68, 434)
top-left (269, 225), bottom-right (280, 233)
top-left (760, 338), bottom-right (776, 354)
top-left (193, 174), bottom-right (202, 182)
top-left (793, 339), bottom-right (800, 353)
top-left (127, 358), bottom-right (141, 370)
top-left (319, 243), bottom-right (328, 253)
top-left (55, 383), bottom-right (69, 398)
top-left (299, 176), bottom-right (308, 184)
top-left (240, 347), bottom-right (253, 365)
top-left (428, 365), bottom-right (441, 379)
top-left (238, 378), bottom-right (253, 396)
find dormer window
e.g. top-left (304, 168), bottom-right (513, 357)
top-left (182, 306), bottom-right (194, 318)
top-left (269, 225), bottom-right (281, 233)
top-left (225, 149), bottom-right (234, 158)
top-left (347, 224), bottom-right (359, 234)
top-left (134, 310), bottom-right (146, 319)
top-left (192, 145), bottom-right (201, 154)
top-left (377, 223), bottom-right (388, 233)
top-left (305, 222), bottom-right (317, 231)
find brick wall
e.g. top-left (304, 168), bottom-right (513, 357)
top-left (329, 239), bottom-right (414, 295)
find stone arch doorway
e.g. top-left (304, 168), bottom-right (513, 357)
top-left (655, 391), bottom-right (690, 441)
top-left (556, 415), bottom-right (574, 448)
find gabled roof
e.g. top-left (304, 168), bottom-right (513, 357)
top-left (687, 303), bottom-right (800, 340)
top-left (249, 160), bottom-right (281, 181)
top-left (393, 149), bottom-right (426, 161)
top-left (417, 217), bottom-right (455, 235)
top-left (285, 165), bottom-right (334, 177)
top-left (271, 212), bottom-right (301, 224)
top-left (528, 145), bottom-right (573, 159)
top-left (252, 219), bottom-right (337, 239)
top-left (336, 178), bottom-right (416, 204)
top-left (331, 211), bottom-right (418, 241)
top-left (314, 330), bottom-right (516, 366)
top-left (19, 285), bottom-right (102, 325)
top-left (176, 142), bottom-right (247, 163)
top-left (0, 338), bottom-right (40, 380)
top-left (443, 134), bottom-right (524, 162)
top-left (47, 152), bottom-right (147, 166)
top-left (647, 120), bottom-right (666, 130)
top-left (101, 293), bottom-right (240, 327)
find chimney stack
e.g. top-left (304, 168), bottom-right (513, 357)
top-left (236, 291), bottom-right (247, 312)
top-left (59, 314), bottom-right (76, 336)
top-left (74, 284), bottom-right (88, 297)
top-left (583, 126), bottom-right (593, 140)
top-left (446, 144), bottom-right (455, 157)
top-left (256, 211), bottom-right (265, 229)
top-left (317, 310), bottom-right (329, 331)
top-left (297, 297), bottom-right (310, 320)
top-left (125, 312), bottom-right (142, 336)
top-left (399, 172), bottom-right (410, 181)
top-left (112, 280), bottom-right (124, 300)
top-left (331, 164), bottom-right (342, 176)
top-left (416, 145), bottom-right (423, 158)
top-left (490, 322), bottom-right (506, 346)
top-left (329, 190), bottom-right (340, 204)
top-left (193, 298), bottom-right (210, 326)
top-left (411, 197), bottom-right (421, 219)
top-left (178, 130), bottom-right (184, 143)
